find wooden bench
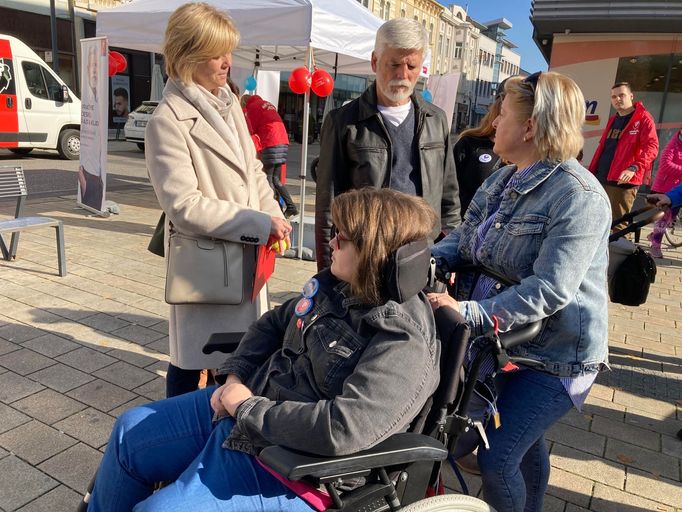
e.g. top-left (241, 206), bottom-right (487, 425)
top-left (0, 166), bottom-right (66, 276)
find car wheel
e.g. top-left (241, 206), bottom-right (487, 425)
top-left (8, 148), bottom-right (33, 155)
top-left (57, 128), bottom-right (80, 160)
top-left (136, 142), bottom-right (145, 151)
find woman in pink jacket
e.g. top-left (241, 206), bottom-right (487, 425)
top-left (649, 129), bottom-right (682, 257)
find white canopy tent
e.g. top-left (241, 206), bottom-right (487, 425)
top-left (97, 0), bottom-right (383, 258)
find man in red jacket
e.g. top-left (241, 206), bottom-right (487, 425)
top-left (242, 94), bottom-right (299, 218)
top-left (589, 82), bottom-right (659, 232)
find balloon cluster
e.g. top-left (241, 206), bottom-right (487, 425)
top-left (288, 66), bottom-right (334, 97)
top-left (108, 51), bottom-right (127, 77)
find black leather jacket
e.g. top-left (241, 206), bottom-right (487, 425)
top-left (219, 269), bottom-right (440, 456)
top-left (314, 84), bottom-right (461, 270)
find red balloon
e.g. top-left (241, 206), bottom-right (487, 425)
top-left (108, 51), bottom-right (127, 76)
top-left (311, 68), bottom-right (334, 97)
top-left (288, 66), bottom-right (311, 94)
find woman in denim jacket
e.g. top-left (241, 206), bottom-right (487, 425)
top-left (86, 188), bottom-right (440, 512)
top-left (429, 72), bottom-right (611, 512)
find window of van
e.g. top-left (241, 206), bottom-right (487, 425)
top-left (22, 62), bottom-right (63, 101)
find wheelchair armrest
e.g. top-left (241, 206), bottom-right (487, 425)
top-left (258, 432), bottom-right (447, 482)
top-left (202, 332), bottom-right (242, 354)
top-left (499, 321), bottom-right (542, 349)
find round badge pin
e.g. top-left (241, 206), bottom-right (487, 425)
top-left (479, 153), bottom-right (493, 163)
top-left (295, 297), bottom-right (313, 317)
top-left (302, 277), bottom-right (320, 299)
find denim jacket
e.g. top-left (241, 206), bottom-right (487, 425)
top-left (433, 159), bottom-right (611, 377)
top-left (218, 269), bottom-right (440, 456)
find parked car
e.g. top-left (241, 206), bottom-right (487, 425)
top-left (0, 34), bottom-right (81, 159)
top-left (124, 101), bottom-right (158, 150)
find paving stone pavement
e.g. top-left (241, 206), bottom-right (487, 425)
top-left (1, 188), bottom-right (680, 511)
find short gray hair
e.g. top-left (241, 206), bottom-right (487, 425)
top-left (374, 18), bottom-right (428, 58)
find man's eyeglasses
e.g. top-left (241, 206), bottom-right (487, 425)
top-left (523, 71), bottom-right (542, 95)
top-left (330, 225), bottom-right (350, 249)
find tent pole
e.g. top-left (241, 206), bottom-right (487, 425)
top-left (296, 48), bottom-right (312, 260)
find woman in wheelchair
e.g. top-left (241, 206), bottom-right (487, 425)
top-left (86, 188), bottom-right (440, 511)
top-left (428, 72), bottom-right (612, 512)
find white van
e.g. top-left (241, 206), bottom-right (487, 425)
top-left (0, 34), bottom-right (81, 160)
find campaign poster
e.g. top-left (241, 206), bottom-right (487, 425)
top-left (111, 74), bottom-right (130, 124)
top-left (427, 72), bottom-right (461, 129)
top-left (78, 37), bottom-right (108, 214)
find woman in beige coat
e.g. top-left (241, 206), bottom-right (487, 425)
top-left (146, 3), bottom-right (291, 397)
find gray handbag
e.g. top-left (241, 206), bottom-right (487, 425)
top-left (165, 231), bottom-right (245, 305)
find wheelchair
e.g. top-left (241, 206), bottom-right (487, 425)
top-left (201, 256), bottom-right (542, 512)
top-left (77, 246), bottom-right (541, 512)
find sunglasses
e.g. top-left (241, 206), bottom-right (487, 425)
top-left (330, 224), bottom-right (350, 249)
top-left (523, 71), bottom-right (542, 95)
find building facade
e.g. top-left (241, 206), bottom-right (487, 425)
top-left (531, 0), bottom-right (682, 171)
top-left (447, 14), bottom-right (521, 132)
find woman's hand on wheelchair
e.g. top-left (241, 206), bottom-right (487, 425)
top-left (426, 292), bottom-right (459, 312)
top-left (646, 193), bottom-right (672, 209)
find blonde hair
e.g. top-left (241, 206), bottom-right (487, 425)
top-left (331, 188), bottom-right (437, 305)
top-left (504, 71), bottom-right (585, 162)
top-left (163, 3), bottom-right (240, 84)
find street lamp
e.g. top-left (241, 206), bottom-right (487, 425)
top-left (49, 0), bottom-right (60, 74)
top-left (468, 53), bottom-right (482, 128)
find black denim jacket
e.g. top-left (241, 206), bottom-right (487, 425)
top-left (218, 269), bottom-right (440, 456)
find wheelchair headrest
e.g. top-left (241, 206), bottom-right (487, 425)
top-left (382, 239), bottom-right (431, 303)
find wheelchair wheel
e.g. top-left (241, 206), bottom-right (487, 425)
top-left (400, 494), bottom-right (496, 511)
top-left (664, 214), bottom-right (682, 248)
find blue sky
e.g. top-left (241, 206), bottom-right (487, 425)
top-left (446, 0), bottom-right (548, 73)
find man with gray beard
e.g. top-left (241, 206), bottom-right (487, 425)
top-left (314, 18), bottom-right (460, 270)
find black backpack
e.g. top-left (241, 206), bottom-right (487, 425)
top-left (609, 246), bottom-right (657, 306)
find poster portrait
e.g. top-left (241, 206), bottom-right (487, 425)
top-left (111, 74), bottom-right (130, 124)
top-left (78, 37), bottom-right (108, 214)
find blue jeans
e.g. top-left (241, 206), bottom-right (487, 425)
top-left (477, 369), bottom-right (573, 512)
top-left (89, 387), bottom-right (312, 512)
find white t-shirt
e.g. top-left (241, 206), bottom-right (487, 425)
top-left (377, 102), bottom-right (412, 127)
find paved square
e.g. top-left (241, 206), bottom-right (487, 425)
top-left (1, 186), bottom-right (680, 512)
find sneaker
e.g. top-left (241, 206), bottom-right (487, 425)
top-left (649, 246), bottom-right (663, 259)
top-left (284, 207), bottom-right (299, 219)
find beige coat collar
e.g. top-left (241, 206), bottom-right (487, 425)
top-left (162, 80), bottom-right (248, 177)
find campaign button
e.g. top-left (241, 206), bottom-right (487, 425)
top-left (295, 297), bottom-right (313, 317)
top-left (302, 277), bottom-right (320, 299)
